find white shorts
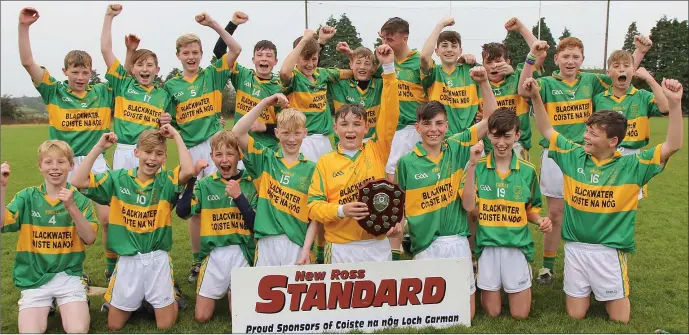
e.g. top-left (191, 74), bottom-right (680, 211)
top-left (189, 138), bottom-right (218, 178)
top-left (385, 125), bottom-right (422, 174)
top-left (327, 238), bottom-right (391, 264)
top-left (618, 147), bottom-right (645, 200)
top-left (105, 250), bottom-right (176, 311)
top-left (197, 245), bottom-right (249, 299)
top-left (255, 234), bottom-right (303, 267)
top-left (18, 272), bottom-right (87, 311)
top-left (300, 134), bottom-right (333, 163)
top-left (415, 235), bottom-right (476, 295)
top-left (477, 247), bottom-right (532, 293)
top-left (563, 242), bottom-right (629, 302)
top-left (513, 142), bottom-right (530, 161)
top-left (540, 149), bottom-right (564, 199)
top-left (113, 143), bottom-right (139, 170)
top-left (68, 154), bottom-right (109, 183)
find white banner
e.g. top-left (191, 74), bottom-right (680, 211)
top-left (231, 258), bottom-right (472, 333)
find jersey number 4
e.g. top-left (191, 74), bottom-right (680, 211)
top-left (49, 215), bottom-right (57, 225)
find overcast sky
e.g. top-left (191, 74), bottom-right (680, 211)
top-left (1, 1), bottom-right (687, 97)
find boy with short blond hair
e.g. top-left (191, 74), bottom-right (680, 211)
top-left (176, 130), bottom-right (258, 322)
top-left (70, 125), bottom-right (195, 331)
top-left (233, 94), bottom-right (319, 266)
top-left (517, 35), bottom-right (652, 285)
top-left (164, 11), bottom-right (243, 283)
top-left (1, 141), bottom-right (98, 334)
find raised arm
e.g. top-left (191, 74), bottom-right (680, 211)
top-left (659, 79), bottom-right (684, 164)
top-left (59, 188), bottom-right (96, 244)
top-left (123, 34), bottom-right (140, 71)
top-left (420, 17), bottom-right (455, 75)
top-left (71, 133), bottom-right (117, 189)
top-left (470, 66), bottom-right (497, 138)
top-left (196, 12), bottom-right (242, 67)
top-left (232, 93), bottom-right (288, 153)
top-left (505, 17), bottom-right (537, 49)
top-left (100, 4), bottom-right (122, 69)
top-left (160, 124), bottom-right (195, 185)
top-left (632, 35), bottom-right (652, 70)
top-left (213, 11), bottom-right (246, 60)
top-left (317, 25), bottom-right (336, 68)
top-left (281, 29), bottom-right (316, 84)
top-left (518, 41), bottom-right (549, 97)
top-left (18, 7), bottom-right (45, 84)
top-left (523, 77), bottom-right (555, 140)
top-left (635, 67), bottom-right (669, 114)
top-left (461, 142), bottom-right (484, 212)
top-left (372, 44), bottom-right (400, 159)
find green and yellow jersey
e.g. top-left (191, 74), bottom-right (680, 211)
top-left (243, 137), bottom-right (316, 247)
top-left (164, 56), bottom-right (231, 148)
top-left (231, 62), bottom-right (283, 150)
top-left (308, 72), bottom-right (399, 244)
top-left (422, 62), bottom-right (481, 136)
top-left (2, 184), bottom-right (98, 290)
top-left (464, 152), bottom-right (542, 261)
top-left (395, 126), bottom-right (479, 255)
top-left (182, 171), bottom-right (257, 264)
top-left (282, 67), bottom-right (344, 136)
top-left (593, 85), bottom-right (665, 149)
top-left (106, 59), bottom-right (171, 145)
top-left (536, 70), bottom-right (611, 148)
top-left (547, 131), bottom-right (666, 252)
top-left (375, 50), bottom-right (426, 130)
top-left (35, 69), bottom-right (112, 156)
top-left (330, 78), bottom-right (383, 140)
top-left (84, 167), bottom-right (182, 255)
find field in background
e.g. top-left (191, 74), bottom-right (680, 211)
top-left (1, 118), bottom-right (687, 333)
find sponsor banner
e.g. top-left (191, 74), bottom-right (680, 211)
top-left (232, 258), bottom-right (472, 333)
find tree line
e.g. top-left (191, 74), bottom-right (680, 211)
top-left (2, 14), bottom-right (687, 123)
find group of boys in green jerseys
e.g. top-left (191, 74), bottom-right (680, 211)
top-left (3, 2), bottom-right (683, 332)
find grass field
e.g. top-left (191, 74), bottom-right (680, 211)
top-left (1, 118), bottom-right (687, 333)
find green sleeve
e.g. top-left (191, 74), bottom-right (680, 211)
top-left (643, 90), bottom-right (664, 117)
top-left (528, 170), bottom-right (543, 213)
top-left (281, 69), bottom-right (297, 96)
top-left (242, 136), bottom-right (269, 180)
top-left (420, 62), bottom-right (437, 90)
top-left (1, 189), bottom-right (27, 233)
top-left (230, 61), bottom-right (249, 90)
top-left (546, 132), bottom-right (584, 177)
top-left (76, 193), bottom-right (99, 236)
top-left (211, 55), bottom-right (232, 92)
top-left (394, 157), bottom-right (407, 190)
top-left (187, 182), bottom-right (203, 219)
top-left (319, 67), bottom-right (342, 83)
top-left (34, 68), bottom-right (58, 105)
top-left (634, 144), bottom-right (666, 186)
top-left (163, 166), bottom-right (183, 202)
top-left (591, 72), bottom-right (612, 95)
top-left (85, 171), bottom-right (115, 206)
top-left (244, 181), bottom-right (259, 210)
top-left (104, 59), bottom-right (131, 93)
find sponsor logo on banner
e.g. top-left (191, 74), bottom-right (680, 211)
top-left (231, 258), bottom-right (472, 333)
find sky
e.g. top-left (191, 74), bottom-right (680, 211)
top-left (1, 1), bottom-right (687, 97)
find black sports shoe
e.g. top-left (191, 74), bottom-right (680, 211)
top-left (188, 263), bottom-right (200, 283)
top-left (174, 283), bottom-right (186, 311)
top-left (536, 268), bottom-right (554, 285)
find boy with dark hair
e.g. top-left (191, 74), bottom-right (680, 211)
top-left (517, 35), bottom-right (652, 285)
top-left (176, 130), bottom-right (257, 322)
top-left (395, 65), bottom-right (497, 320)
top-left (461, 109), bottom-right (552, 319)
top-left (593, 50), bottom-right (669, 199)
top-left (525, 76), bottom-right (683, 323)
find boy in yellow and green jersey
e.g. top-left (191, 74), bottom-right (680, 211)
top-left (480, 17), bottom-right (545, 159)
top-left (71, 126), bottom-right (195, 331)
top-left (233, 94), bottom-right (319, 266)
top-left (307, 45), bottom-right (403, 264)
top-left (212, 11), bottom-right (283, 152)
top-left (394, 65), bottom-right (497, 321)
top-left (593, 50), bottom-right (669, 200)
top-left (164, 11), bottom-right (243, 282)
top-left (176, 130), bottom-right (257, 322)
top-left (1, 142), bottom-right (98, 334)
top-left (101, 3), bottom-right (172, 279)
top-left (460, 109), bottom-right (552, 320)
top-left (279, 28), bottom-right (352, 163)
top-left (517, 35), bottom-right (652, 285)
top-left (526, 76), bottom-right (684, 323)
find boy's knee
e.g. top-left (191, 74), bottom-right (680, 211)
top-left (510, 309), bottom-right (530, 319)
top-left (195, 309), bottom-right (212, 323)
top-left (485, 305), bottom-right (501, 318)
top-left (566, 307), bottom-right (587, 320)
top-left (63, 321), bottom-right (90, 334)
top-left (609, 313), bottom-right (630, 324)
top-left (156, 319), bottom-right (176, 330)
top-left (107, 321), bottom-right (125, 331)
top-left (19, 323), bottom-right (47, 334)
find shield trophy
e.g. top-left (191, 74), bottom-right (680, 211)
top-left (357, 179), bottom-right (405, 236)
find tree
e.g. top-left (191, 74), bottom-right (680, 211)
top-left (532, 17), bottom-right (558, 75)
top-left (165, 68), bottom-right (181, 82)
top-left (318, 14), bottom-right (364, 69)
top-left (622, 21), bottom-right (639, 52)
top-left (559, 27), bottom-right (571, 41)
top-left (154, 74), bottom-right (164, 86)
top-left (210, 55), bottom-right (218, 64)
top-left (639, 16), bottom-right (689, 114)
top-left (503, 30), bottom-right (530, 68)
top-left (1, 94), bottom-right (24, 121)
top-left (89, 70), bottom-right (102, 85)
top-left (374, 37), bottom-right (383, 49)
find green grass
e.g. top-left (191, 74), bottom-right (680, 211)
top-left (1, 118), bottom-right (687, 333)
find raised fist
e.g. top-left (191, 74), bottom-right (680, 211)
top-left (124, 34), bottom-right (140, 51)
top-left (106, 3), bottom-right (122, 17)
top-left (318, 26), bottom-right (336, 43)
top-left (194, 159), bottom-right (209, 177)
top-left (232, 11), bottom-right (249, 25)
top-left (458, 54), bottom-right (477, 66)
top-left (376, 44), bottom-right (394, 64)
top-left (195, 12), bottom-right (214, 26)
top-left (469, 66), bottom-right (487, 83)
top-left (661, 79), bottom-right (683, 103)
top-left (634, 35), bottom-right (652, 53)
top-left (504, 17), bottom-right (523, 31)
top-left (469, 141), bottom-right (484, 165)
top-left (97, 132), bottom-right (118, 150)
top-left (439, 16), bottom-right (455, 28)
top-left (530, 40), bottom-right (549, 58)
top-left (522, 77), bottom-right (540, 98)
top-left (19, 7), bottom-right (39, 25)
top-left (1, 162), bottom-right (10, 187)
